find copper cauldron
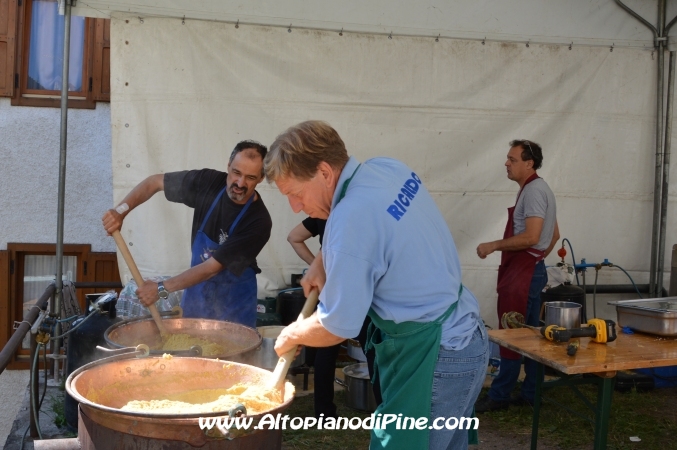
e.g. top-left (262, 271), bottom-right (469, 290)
top-left (104, 317), bottom-right (262, 361)
top-left (66, 352), bottom-right (295, 447)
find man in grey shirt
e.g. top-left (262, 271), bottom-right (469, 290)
top-left (475, 139), bottom-right (560, 412)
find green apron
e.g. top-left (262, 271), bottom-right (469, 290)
top-left (366, 293), bottom-right (460, 450)
top-left (335, 162), bottom-right (476, 448)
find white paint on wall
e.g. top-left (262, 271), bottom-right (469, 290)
top-left (0, 98), bottom-right (115, 253)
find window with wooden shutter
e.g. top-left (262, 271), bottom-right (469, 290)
top-left (10, 0), bottom-right (110, 108)
top-left (0, 0), bottom-right (18, 97)
top-left (1, 245), bottom-right (121, 369)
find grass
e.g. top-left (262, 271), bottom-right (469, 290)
top-left (49, 393), bottom-right (68, 428)
top-left (478, 383), bottom-right (677, 450)
top-left (279, 381), bottom-right (677, 449)
top-left (282, 390), bottom-right (372, 449)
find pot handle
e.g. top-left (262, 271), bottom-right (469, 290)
top-left (334, 377), bottom-right (348, 391)
top-left (158, 305), bottom-right (183, 318)
top-left (98, 344), bottom-right (201, 357)
top-left (169, 345), bottom-right (202, 357)
top-left (96, 344), bottom-right (149, 358)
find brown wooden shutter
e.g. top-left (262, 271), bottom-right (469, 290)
top-left (90, 18), bottom-right (110, 102)
top-left (0, 250), bottom-right (9, 353)
top-left (81, 252), bottom-right (122, 308)
top-left (0, 0), bottom-right (17, 97)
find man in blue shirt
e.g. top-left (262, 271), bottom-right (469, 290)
top-left (265, 120), bottom-right (488, 450)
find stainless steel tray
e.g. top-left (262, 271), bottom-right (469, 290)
top-left (608, 297), bottom-right (677, 336)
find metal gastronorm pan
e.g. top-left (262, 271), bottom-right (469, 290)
top-left (608, 297), bottom-right (677, 337)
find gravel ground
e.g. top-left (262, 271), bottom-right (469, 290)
top-left (3, 375), bottom-right (71, 450)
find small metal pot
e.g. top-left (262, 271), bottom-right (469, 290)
top-left (243, 326), bottom-right (304, 370)
top-left (335, 363), bottom-right (377, 412)
top-left (345, 339), bottom-right (367, 362)
top-left (544, 301), bottom-right (581, 329)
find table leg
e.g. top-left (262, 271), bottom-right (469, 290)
top-left (593, 377), bottom-right (614, 450)
top-left (531, 363), bottom-right (544, 450)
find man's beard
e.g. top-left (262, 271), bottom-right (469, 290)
top-left (227, 183), bottom-right (248, 202)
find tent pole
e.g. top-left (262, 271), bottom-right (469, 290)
top-left (650, 0), bottom-right (666, 298)
top-left (614, 0), bottom-right (663, 298)
top-left (53, 0), bottom-right (72, 377)
top-left (657, 50), bottom-right (674, 295)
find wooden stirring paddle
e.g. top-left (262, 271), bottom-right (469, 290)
top-left (265, 288), bottom-right (319, 400)
top-left (112, 230), bottom-right (169, 338)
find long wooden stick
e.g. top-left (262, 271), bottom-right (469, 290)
top-left (112, 230), bottom-right (168, 337)
top-left (267, 289), bottom-right (319, 393)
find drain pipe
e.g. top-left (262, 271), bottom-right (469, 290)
top-left (614, 0), bottom-right (664, 298)
top-left (53, 0), bottom-right (73, 378)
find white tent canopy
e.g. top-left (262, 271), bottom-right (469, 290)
top-left (71, 1), bottom-right (677, 326)
top-left (73, 0), bottom-right (675, 48)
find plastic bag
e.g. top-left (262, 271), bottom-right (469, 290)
top-left (116, 276), bottom-right (182, 319)
top-left (543, 262), bottom-right (575, 291)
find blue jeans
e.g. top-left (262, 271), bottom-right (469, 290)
top-left (429, 324), bottom-right (490, 450)
top-left (488, 261), bottom-right (547, 402)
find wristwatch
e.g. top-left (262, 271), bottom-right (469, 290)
top-left (157, 281), bottom-right (169, 300)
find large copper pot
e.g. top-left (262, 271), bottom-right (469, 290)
top-left (104, 317), bottom-right (262, 361)
top-left (66, 353), bottom-right (295, 447)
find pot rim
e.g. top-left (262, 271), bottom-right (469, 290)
top-left (66, 354), bottom-right (294, 420)
top-left (544, 301), bottom-right (582, 309)
top-left (342, 362), bottom-right (370, 379)
top-left (103, 317), bottom-right (262, 358)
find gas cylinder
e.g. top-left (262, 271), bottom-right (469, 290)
top-left (276, 289), bottom-right (307, 326)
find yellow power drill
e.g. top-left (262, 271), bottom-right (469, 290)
top-left (541, 319), bottom-right (617, 356)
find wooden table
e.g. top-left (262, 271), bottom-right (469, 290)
top-left (488, 328), bottom-right (677, 449)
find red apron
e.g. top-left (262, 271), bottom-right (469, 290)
top-left (497, 173), bottom-right (545, 360)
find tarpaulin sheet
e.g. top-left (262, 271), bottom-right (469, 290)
top-left (110, 15), bottom-right (675, 326)
top-left (73, 0), bottom-right (670, 50)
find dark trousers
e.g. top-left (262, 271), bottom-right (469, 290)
top-left (307, 316), bottom-right (383, 417)
top-left (356, 316), bottom-right (383, 405)
top-left (307, 344), bottom-right (342, 418)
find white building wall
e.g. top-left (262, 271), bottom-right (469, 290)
top-left (0, 98), bottom-right (115, 253)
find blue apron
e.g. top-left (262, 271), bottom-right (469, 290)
top-left (181, 187), bottom-right (257, 327)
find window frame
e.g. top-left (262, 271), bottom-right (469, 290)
top-left (7, 243), bottom-right (89, 366)
top-left (2, 243), bottom-right (121, 369)
top-left (19, 0), bottom-right (90, 99)
top-left (10, 0), bottom-right (109, 109)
